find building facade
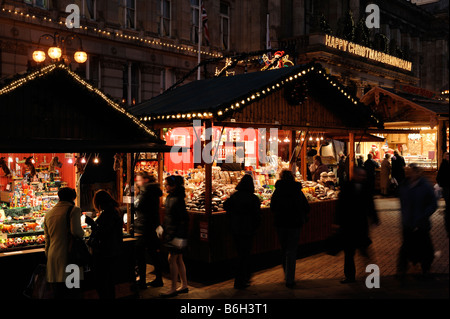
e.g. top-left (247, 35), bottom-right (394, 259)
top-left (0, 0), bottom-right (448, 106)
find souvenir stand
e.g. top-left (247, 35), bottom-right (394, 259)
top-left (0, 63), bottom-right (170, 299)
top-left (130, 62), bottom-right (383, 265)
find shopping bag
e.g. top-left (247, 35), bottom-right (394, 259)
top-left (23, 264), bottom-right (54, 299)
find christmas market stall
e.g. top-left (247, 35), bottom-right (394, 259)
top-left (130, 61), bottom-right (383, 265)
top-left (0, 63), bottom-right (170, 298)
top-left (361, 85), bottom-right (449, 185)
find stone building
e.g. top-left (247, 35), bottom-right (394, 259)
top-left (0, 0), bottom-right (448, 105)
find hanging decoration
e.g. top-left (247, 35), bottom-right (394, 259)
top-left (261, 51), bottom-right (294, 70)
top-left (284, 80), bottom-right (309, 105)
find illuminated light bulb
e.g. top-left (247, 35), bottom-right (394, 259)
top-left (74, 51), bottom-right (88, 63)
top-left (309, 137), bottom-right (313, 141)
top-left (94, 157), bottom-right (99, 164)
top-left (32, 50), bottom-right (46, 63)
top-left (81, 157), bottom-right (86, 164)
top-left (48, 46), bottom-right (62, 60)
top-left (68, 158), bottom-right (73, 164)
top-left (31, 158), bottom-right (36, 164)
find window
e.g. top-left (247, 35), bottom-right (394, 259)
top-left (125, 0), bottom-right (136, 29)
top-left (220, 2), bottom-right (230, 50)
top-left (190, 0), bottom-right (200, 44)
top-left (160, 68), bottom-right (176, 93)
top-left (123, 62), bottom-right (140, 107)
top-left (24, 0), bottom-right (47, 9)
top-left (74, 0), bottom-right (96, 20)
top-left (158, 0), bottom-right (171, 37)
top-left (88, 56), bottom-right (101, 88)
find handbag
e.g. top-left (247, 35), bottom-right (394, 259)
top-left (66, 205), bottom-right (91, 267)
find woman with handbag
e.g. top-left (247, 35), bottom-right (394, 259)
top-left (85, 190), bottom-right (123, 299)
top-left (44, 187), bottom-right (84, 299)
top-left (158, 175), bottom-right (189, 298)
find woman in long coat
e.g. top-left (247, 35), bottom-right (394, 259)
top-left (159, 175), bottom-right (189, 298)
top-left (380, 154), bottom-right (391, 196)
top-left (44, 187), bottom-right (84, 298)
top-left (224, 174), bottom-right (261, 289)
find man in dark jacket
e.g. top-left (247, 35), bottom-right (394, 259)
top-left (134, 172), bottom-right (163, 288)
top-left (398, 164), bottom-right (438, 279)
top-left (364, 153), bottom-right (379, 194)
top-left (391, 150), bottom-right (406, 185)
top-left (270, 170), bottom-right (310, 288)
top-left (437, 152), bottom-right (449, 237)
top-left (335, 167), bottom-right (379, 283)
top-left (224, 174), bottom-right (261, 289)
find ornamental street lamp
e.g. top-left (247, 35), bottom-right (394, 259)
top-left (33, 32), bottom-right (87, 64)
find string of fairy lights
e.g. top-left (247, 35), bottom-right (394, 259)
top-left (137, 63), bottom-right (383, 127)
top-left (0, 6), bottom-right (223, 59)
top-left (0, 63), bottom-right (159, 140)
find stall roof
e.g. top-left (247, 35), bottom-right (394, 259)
top-left (0, 63), bottom-right (170, 153)
top-left (361, 86), bottom-right (449, 117)
top-left (130, 62), bottom-right (382, 129)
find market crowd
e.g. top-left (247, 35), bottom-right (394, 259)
top-left (42, 151), bottom-right (448, 299)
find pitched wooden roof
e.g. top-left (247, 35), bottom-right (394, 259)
top-left (0, 63), bottom-right (168, 152)
top-left (130, 62), bottom-right (383, 129)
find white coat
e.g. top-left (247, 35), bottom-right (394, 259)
top-left (43, 201), bottom-right (84, 282)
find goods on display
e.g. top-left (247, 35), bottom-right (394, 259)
top-left (157, 165), bottom-right (339, 213)
top-left (0, 155), bottom-right (87, 253)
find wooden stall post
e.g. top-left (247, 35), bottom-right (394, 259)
top-left (75, 153), bottom-right (81, 207)
top-left (289, 130), bottom-right (295, 162)
top-left (117, 154), bottom-right (124, 204)
top-left (126, 153), bottom-right (134, 234)
top-left (301, 132), bottom-right (307, 180)
top-left (204, 120), bottom-right (213, 216)
top-left (437, 119), bottom-right (446, 164)
top-left (349, 132), bottom-right (355, 181)
top-left (157, 128), bottom-right (164, 203)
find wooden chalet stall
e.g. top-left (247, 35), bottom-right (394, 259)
top-left (130, 62), bottom-right (383, 264)
top-left (361, 86), bottom-right (449, 184)
top-left (0, 63), bottom-right (170, 299)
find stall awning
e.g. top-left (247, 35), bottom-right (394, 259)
top-left (0, 63), bottom-right (169, 153)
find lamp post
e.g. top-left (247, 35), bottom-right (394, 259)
top-left (32, 32), bottom-right (87, 64)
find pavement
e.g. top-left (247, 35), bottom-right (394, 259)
top-left (136, 197), bottom-right (449, 302)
